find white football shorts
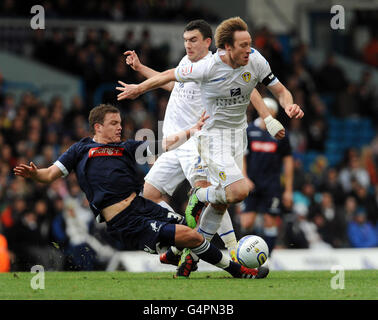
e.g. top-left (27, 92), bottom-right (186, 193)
top-left (144, 136), bottom-right (208, 196)
top-left (197, 128), bottom-right (247, 188)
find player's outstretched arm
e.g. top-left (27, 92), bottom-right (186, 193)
top-left (116, 68), bottom-right (176, 100)
top-left (124, 50), bottom-right (175, 92)
top-left (162, 111), bottom-right (209, 151)
top-left (13, 162), bottom-right (63, 184)
top-left (250, 89), bottom-right (285, 140)
top-left (267, 82), bottom-right (304, 119)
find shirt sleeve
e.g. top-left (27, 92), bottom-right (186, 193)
top-left (254, 49), bottom-right (279, 87)
top-left (54, 143), bottom-right (78, 177)
top-left (174, 59), bottom-right (207, 83)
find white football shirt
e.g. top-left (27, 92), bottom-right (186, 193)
top-left (175, 48), bottom-right (279, 131)
top-left (162, 51), bottom-right (212, 137)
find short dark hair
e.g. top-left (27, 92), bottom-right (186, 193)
top-left (88, 104), bottom-right (120, 135)
top-left (184, 19), bottom-right (213, 40)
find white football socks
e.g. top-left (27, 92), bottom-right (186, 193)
top-left (217, 211), bottom-right (238, 251)
top-left (198, 205), bottom-right (226, 241)
top-left (158, 200), bottom-right (175, 212)
top-left (196, 185), bottom-right (227, 204)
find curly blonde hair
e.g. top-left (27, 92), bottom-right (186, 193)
top-left (215, 16), bottom-right (248, 49)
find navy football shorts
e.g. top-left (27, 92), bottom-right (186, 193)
top-left (106, 196), bottom-right (185, 253)
top-left (240, 189), bottom-right (281, 215)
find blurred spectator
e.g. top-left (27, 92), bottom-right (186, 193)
top-left (356, 70), bottom-right (378, 121)
top-left (339, 154), bottom-right (370, 193)
top-left (347, 207), bottom-right (377, 248)
top-left (350, 183), bottom-right (378, 226)
top-left (288, 118), bottom-right (307, 154)
top-left (52, 181), bottom-right (116, 270)
top-left (315, 54), bottom-right (348, 94)
top-left (361, 146), bottom-right (378, 187)
top-left (0, 232), bottom-right (10, 272)
top-left (292, 203), bottom-right (332, 249)
top-left (334, 83), bottom-right (360, 118)
top-left (363, 30), bottom-right (378, 67)
top-left (343, 196), bottom-right (359, 223)
top-left (305, 117), bottom-right (327, 152)
top-left (293, 181), bottom-right (317, 208)
top-left (309, 192), bottom-right (348, 248)
top-left (5, 209), bottom-right (64, 271)
top-left (254, 26), bottom-right (286, 80)
top-left (309, 155), bottom-right (328, 187)
top-left (318, 167), bottom-right (345, 206)
top-left (292, 157), bottom-right (310, 191)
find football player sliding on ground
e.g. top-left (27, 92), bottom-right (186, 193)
top-left (14, 104), bottom-right (269, 279)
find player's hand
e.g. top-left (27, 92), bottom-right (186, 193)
top-left (13, 162), bottom-right (38, 179)
top-left (124, 50), bottom-right (141, 71)
top-left (275, 129), bottom-right (285, 140)
top-left (116, 81), bottom-right (141, 100)
top-left (264, 115), bottom-right (285, 140)
top-left (191, 111), bottom-right (209, 133)
top-left (284, 104), bottom-right (304, 119)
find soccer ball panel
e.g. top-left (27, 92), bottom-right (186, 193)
top-left (236, 235), bottom-right (269, 268)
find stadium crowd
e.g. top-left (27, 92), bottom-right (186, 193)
top-left (0, 0), bottom-right (220, 23)
top-left (0, 24), bottom-right (378, 272)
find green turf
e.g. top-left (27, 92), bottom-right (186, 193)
top-left (0, 270), bottom-right (377, 300)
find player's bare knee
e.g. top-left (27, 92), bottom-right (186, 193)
top-left (143, 183), bottom-right (162, 202)
top-left (187, 229), bottom-right (204, 247)
top-left (241, 213), bottom-right (255, 229)
top-left (227, 188), bottom-right (249, 203)
top-left (194, 180), bottom-right (211, 188)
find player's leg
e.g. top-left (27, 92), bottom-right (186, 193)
top-left (143, 182), bottom-right (175, 212)
top-left (116, 197), bottom-right (268, 279)
top-left (260, 194), bottom-right (281, 254)
top-left (187, 143), bottom-right (248, 245)
top-left (144, 151), bottom-right (186, 212)
top-left (239, 211), bottom-right (257, 231)
top-left (172, 224), bottom-right (268, 279)
top-left (192, 130), bottom-right (249, 205)
top-left (239, 191), bottom-right (259, 236)
top-left (263, 213), bottom-right (279, 254)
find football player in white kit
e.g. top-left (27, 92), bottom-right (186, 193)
top-left (116, 17), bottom-right (303, 276)
top-left (122, 20), bottom-right (244, 276)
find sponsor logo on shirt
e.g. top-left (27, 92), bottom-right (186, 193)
top-left (250, 141), bottom-right (277, 153)
top-left (216, 93), bottom-right (250, 107)
top-left (230, 88), bottom-right (241, 97)
top-left (88, 146), bottom-right (124, 158)
top-left (242, 72), bottom-right (251, 83)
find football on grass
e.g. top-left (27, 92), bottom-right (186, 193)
top-left (236, 235), bottom-right (269, 268)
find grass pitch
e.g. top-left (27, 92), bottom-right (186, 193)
top-left (0, 270), bottom-right (377, 300)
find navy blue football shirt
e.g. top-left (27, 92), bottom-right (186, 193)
top-left (245, 119), bottom-right (292, 193)
top-left (54, 137), bottom-right (150, 220)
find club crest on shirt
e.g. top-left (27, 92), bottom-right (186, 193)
top-left (219, 171), bottom-right (227, 181)
top-left (242, 72), bottom-right (251, 83)
top-left (150, 221), bottom-right (161, 233)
